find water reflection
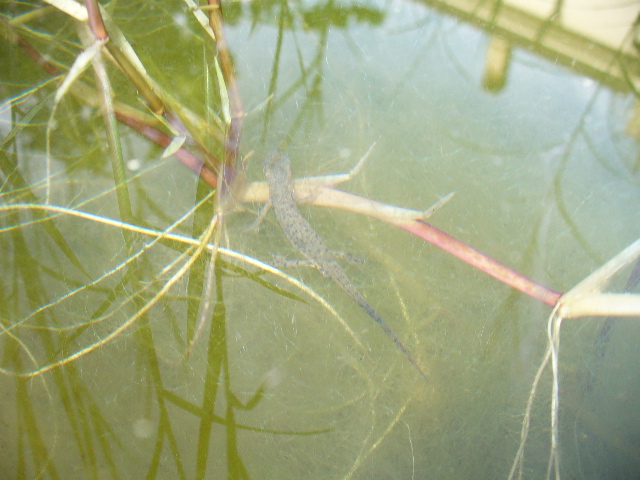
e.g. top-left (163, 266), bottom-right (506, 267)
top-left (1, 0), bottom-right (640, 478)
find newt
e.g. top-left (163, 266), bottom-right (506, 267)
top-left (264, 149), bottom-right (427, 379)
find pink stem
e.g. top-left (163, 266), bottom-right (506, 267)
top-left (399, 219), bottom-right (562, 307)
top-left (115, 114), bottom-right (218, 188)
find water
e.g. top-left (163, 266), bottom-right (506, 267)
top-left (1, 0), bottom-right (640, 478)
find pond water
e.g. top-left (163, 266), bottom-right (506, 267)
top-left (1, 0), bottom-right (640, 478)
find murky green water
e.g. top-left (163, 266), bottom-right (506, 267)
top-left (2, 0), bottom-right (640, 478)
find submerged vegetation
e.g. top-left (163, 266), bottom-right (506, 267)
top-left (1, 0), bottom-right (640, 478)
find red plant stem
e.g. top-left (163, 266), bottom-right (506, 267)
top-left (115, 114), bottom-right (218, 188)
top-left (16, 37), bottom-right (61, 77)
top-left (84, 0), bottom-right (108, 41)
top-left (85, 0), bottom-right (166, 114)
top-left (399, 219), bottom-right (562, 307)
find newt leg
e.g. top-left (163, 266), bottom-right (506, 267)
top-left (294, 142), bottom-right (377, 189)
top-left (247, 199), bottom-right (272, 231)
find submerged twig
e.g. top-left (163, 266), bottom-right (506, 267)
top-left (510, 237), bottom-right (640, 480)
top-left (240, 167), bottom-right (561, 307)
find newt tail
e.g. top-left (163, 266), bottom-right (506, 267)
top-left (264, 149), bottom-right (427, 379)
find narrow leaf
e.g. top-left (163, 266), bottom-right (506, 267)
top-left (161, 136), bottom-right (186, 159)
top-left (54, 40), bottom-right (104, 104)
